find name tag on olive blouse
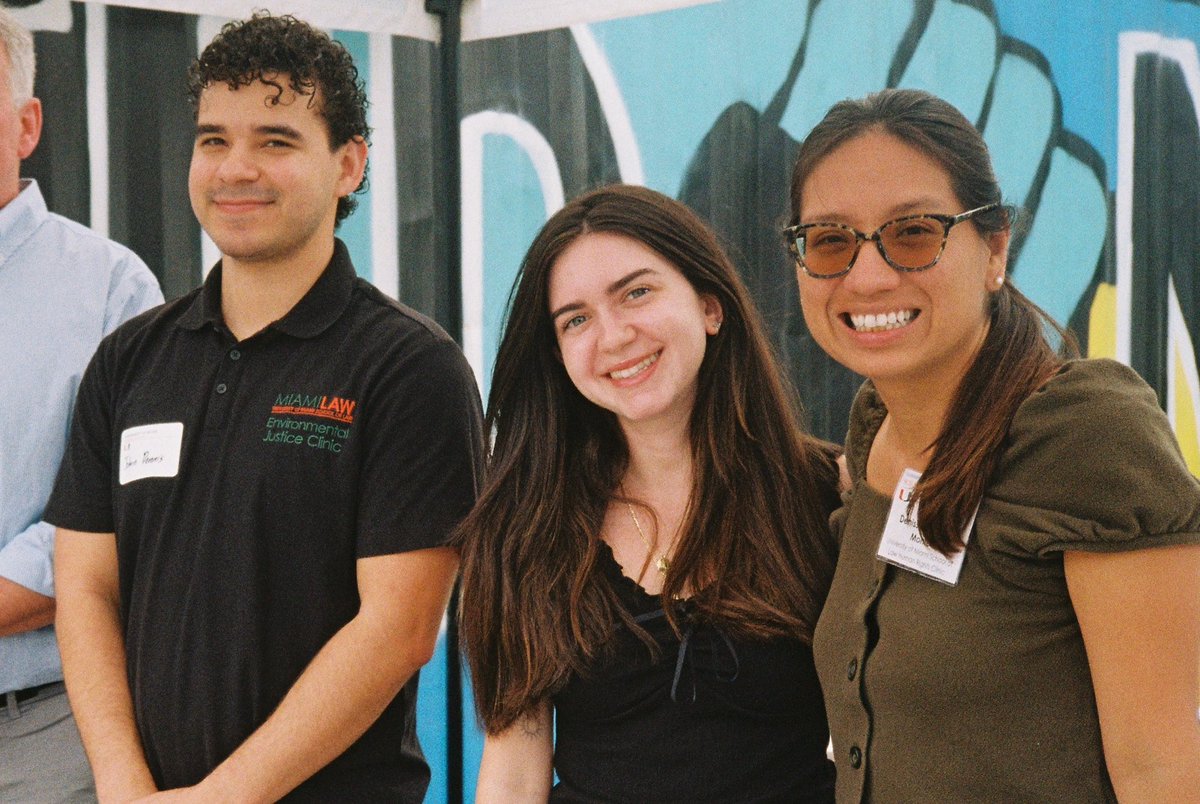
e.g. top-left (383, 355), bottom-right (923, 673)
top-left (876, 468), bottom-right (974, 585)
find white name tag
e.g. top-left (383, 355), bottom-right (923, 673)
top-left (119, 423), bottom-right (184, 485)
top-left (876, 468), bottom-right (974, 586)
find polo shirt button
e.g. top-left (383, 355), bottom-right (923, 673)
top-left (229, 349), bottom-right (241, 361)
top-left (849, 745), bottom-right (862, 769)
top-left (216, 383), bottom-right (228, 394)
top-left (847, 658), bottom-right (858, 680)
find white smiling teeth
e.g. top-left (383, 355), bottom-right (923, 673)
top-left (849, 310), bottom-right (914, 332)
top-left (610, 352), bottom-right (659, 380)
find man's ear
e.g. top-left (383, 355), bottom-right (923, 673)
top-left (335, 135), bottom-right (368, 198)
top-left (17, 98), bottom-right (41, 160)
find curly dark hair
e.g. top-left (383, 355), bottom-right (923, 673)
top-left (187, 11), bottom-right (370, 224)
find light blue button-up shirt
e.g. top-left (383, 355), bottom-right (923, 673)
top-left (0, 179), bottom-right (162, 694)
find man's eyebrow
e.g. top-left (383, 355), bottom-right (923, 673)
top-left (256, 124), bottom-right (304, 140)
top-left (193, 124), bottom-right (305, 140)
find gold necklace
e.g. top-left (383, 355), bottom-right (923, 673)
top-left (625, 502), bottom-right (671, 575)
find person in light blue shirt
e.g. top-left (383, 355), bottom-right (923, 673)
top-left (0, 8), bottom-right (161, 801)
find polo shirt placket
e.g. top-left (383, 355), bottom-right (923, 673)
top-left (208, 342), bottom-right (240, 429)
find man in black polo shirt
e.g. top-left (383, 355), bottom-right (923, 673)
top-left (45, 13), bottom-right (484, 801)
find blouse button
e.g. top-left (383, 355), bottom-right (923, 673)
top-left (847, 658), bottom-right (858, 680)
top-left (849, 745), bottom-right (863, 769)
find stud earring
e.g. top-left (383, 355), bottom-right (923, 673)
top-left (993, 274), bottom-right (1005, 288)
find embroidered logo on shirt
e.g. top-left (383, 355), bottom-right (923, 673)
top-left (263, 392), bottom-right (357, 453)
top-left (271, 393), bottom-right (356, 423)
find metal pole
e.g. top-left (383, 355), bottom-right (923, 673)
top-left (423, 6), bottom-right (464, 802)
top-left (426, 0), bottom-right (464, 343)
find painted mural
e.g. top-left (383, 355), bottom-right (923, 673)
top-left (8, 0), bottom-right (1200, 800)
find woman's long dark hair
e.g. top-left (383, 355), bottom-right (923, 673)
top-left (788, 89), bottom-right (1078, 555)
top-left (457, 184), bottom-right (839, 733)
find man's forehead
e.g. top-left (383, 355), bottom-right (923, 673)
top-left (193, 76), bottom-right (335, 147)
top-left (197, 76), bottom-right (321, 111)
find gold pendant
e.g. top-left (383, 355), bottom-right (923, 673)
top-left (656, 555), bottom-right (671, 574)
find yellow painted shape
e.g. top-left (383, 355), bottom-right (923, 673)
top-left (1174, 347), bottom-right (1200, 476)
top-left (1085, 281), bottom-right (1199, 475)
top-left (1087, 282), bottom-right (1117, 359)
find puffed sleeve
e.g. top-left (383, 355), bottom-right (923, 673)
top-left (986, 358), bottom-right (1200, 556)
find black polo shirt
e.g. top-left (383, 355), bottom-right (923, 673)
top-left (46, 240), bottom-right (484, 801)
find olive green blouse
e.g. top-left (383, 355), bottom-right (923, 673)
top-left (813, 359), bottom-right (1200, 802)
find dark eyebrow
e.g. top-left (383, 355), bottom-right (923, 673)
top-left (887, 198), bottom-right (944, 217)
top-left (257, 124), bottom-right (304, 141)
top-left (193, 123), bottom-right (305, 141)
top-left (607, 267), bottom-right (653, 295)
top-left (803, 197), bottom-right (948, 225)
top-left (549, 267), bottom-right (656, 321)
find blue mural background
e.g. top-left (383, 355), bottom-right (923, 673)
top-left (452, 0), bottom-right (1200, 798)
top-left (10, 0), bottom-right (1200, 801)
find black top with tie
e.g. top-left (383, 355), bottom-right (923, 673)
top-left (550, 540), bottom-right (835, 803)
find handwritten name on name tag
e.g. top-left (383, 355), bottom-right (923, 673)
top-left (119, 423), bottom-right (184, 485)
top-left (876, 468), bottom-right (975, 586)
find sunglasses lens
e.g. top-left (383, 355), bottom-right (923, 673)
top-left (879, 216), bottom-right (945, 269)
top-left (800, 225), bottom-right (857, 276)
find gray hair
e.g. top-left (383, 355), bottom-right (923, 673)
top-left (0, 9), bottom-right (35, 105)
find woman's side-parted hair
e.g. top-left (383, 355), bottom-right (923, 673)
top-left (457, 184), bottom-right (839, 733)
top-left (788, 88), bottom-right (1077, 555)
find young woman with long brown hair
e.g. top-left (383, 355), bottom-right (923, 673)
top-left (457, 184), bottom-right (840, 801)
top-left (788, 88), bottom-right (1200, 802)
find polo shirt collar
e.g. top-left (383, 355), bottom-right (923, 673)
top-left (177, 239), bottom-right (357, 338)
top-left (0, 180), bottom-right (49, 268)
top-left (176, 263), bottom-right (224, 331)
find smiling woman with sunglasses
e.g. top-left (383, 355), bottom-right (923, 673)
top-left (787, 88), bottom-right (1200, 802)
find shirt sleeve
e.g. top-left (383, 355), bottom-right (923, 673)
top-left (103, 248), bottom-right (162, 335)
top-left (0, 521), bottom-right (55, 597)
top-left (988, 358), bottom-right (1200, 555)
top-left (2, 249), bottom-right (158, 595)
top-left (43, 339), bottom-right (120, 535)
top-left (354, 333), bottom-right (485, 557)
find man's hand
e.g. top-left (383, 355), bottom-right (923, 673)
top-left (197, 547), bottom-right (459, 802)
top-left (0, 576), bottom-right (53, 636)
